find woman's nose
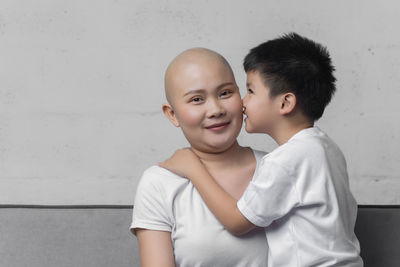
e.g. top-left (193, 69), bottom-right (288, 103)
top-left (207, 99), bottom-right (226, 118)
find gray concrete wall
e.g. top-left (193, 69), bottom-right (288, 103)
top-left (0, 0), bottom-right (399, 205)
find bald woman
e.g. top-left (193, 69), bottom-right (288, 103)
top-left (130, 48), bottom-right (268, 267)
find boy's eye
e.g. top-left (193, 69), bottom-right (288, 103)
top-left (247, 88), bottom-right (254, 94)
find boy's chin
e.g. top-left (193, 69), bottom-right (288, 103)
top-left (244, 124), bottom-right (255, 133)
top-left (245, 125), bottom-right (263, 134)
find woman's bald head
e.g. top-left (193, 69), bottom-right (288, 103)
top-left (164, 48), bottom-right (234, 105)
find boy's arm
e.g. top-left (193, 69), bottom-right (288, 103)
top-left (188, 164), bottom-right (256, 235)
top-left (159, 149), bottom-right (256, 235)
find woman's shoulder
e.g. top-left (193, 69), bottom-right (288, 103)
top-left (132, 166), bottom-right (184, 233)
top-left (137, 165), bottom-right (189, 194)
top-left (142, 165), bottom-right (180, 179)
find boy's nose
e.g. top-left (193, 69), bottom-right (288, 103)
top-left (242, 94), bottom-right (248, 105)
top-left (242, 98), bottom-right (247, 112)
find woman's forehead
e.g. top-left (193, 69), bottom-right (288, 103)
top-left (165, 49), bottom-right (235, 103)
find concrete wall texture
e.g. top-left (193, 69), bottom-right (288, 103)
top-left (0, 0), bottom-right (399, 205)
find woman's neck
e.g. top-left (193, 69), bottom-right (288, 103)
top-left (191, 141), bottom-right (246, 172)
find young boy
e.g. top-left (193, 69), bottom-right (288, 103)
top-left (160, 33), bottom-right (363, 266)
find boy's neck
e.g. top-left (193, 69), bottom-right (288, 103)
top-left (271, 120), bottom-right (314, 146)
top-left (191, 141), bottom-right (246, 171)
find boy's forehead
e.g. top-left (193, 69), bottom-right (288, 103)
top-left (246, 70), bottom-right (267, 85)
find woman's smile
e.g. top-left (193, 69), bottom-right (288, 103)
top-left (205, 121), bottom-right (231, 132)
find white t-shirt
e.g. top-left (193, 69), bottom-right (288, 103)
top-left (131, 149), bottom-right (269, 267)
top-left (238, 127), bottom-right (363, 267)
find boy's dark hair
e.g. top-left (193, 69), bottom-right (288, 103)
top-left (243, 32), bottom-right (336, 121)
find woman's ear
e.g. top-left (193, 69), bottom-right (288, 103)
top-left (162, 103), bottom-right (180, 127)
top-left (279, 93), bottom-right (296, 115)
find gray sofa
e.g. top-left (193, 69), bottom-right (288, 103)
top-left (0, 205), bottom-right (398, 267)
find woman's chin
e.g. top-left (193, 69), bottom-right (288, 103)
top-left (203, 139), bottom-right (238, 153)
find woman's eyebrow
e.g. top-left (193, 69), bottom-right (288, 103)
top-left (217, 82), bottom-right (235, 89)
top-left (183, 82), bottom-right (235, 96)
top-left (183, 89), bottom-right (206, 96)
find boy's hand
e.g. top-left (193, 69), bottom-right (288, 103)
top-left (158, 148), bottom-right (203, 179)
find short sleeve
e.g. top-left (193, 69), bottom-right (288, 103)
top-left (237, 160), bottom-right (300, 227)
top-left (130, 168), bottom-right (173, 234)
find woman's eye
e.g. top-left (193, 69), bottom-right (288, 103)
top-left (220, 91), bottom-right (232, 98)
top-left (191, 97), bottom-right (203, 103)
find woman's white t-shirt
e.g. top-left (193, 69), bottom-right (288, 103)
top-left (131, 149), bottom-right (268, 267)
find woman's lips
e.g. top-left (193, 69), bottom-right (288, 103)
top-left (205, 122), bottom-right (230, 131)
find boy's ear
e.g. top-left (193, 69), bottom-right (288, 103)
top-left (162, 103), bottom-right (180, 127)
top-left (279, 93), bottom-right (296, 115)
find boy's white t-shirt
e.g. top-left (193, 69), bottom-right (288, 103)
top-left (131, 149), bottom-right (269, 267)
top-left (238, 127), bottom-right (363, 267)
